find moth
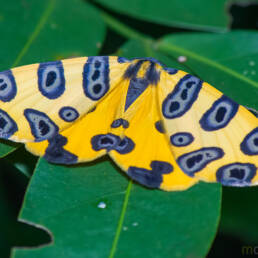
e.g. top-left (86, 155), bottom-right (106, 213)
top-left (0, 56), bottom-right (257, 191)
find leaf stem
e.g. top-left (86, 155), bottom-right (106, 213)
top-left (109, 180), bottom-right (133, 258)
top-left (157, 40), bottom-right (258, 89)
top-left (11, 0), bottom-right (56, 67)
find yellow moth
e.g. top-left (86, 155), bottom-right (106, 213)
top-left (0, 56), bottom-right (257, 191)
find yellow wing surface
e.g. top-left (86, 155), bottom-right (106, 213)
top-left (0, 56), bottom-right (257, 190)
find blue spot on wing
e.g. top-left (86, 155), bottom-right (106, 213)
top-left (38, 61), bottom-right (65, 99)
top-left (216, 162), bottom-right (256, 186)
top-left (240, 127), bottom-right (258, 155)
top-left (59, 106), bottom-right (79, 122)
top-left (44, 134), bottom-right (78, 164)
top-left (83, 56), bottom-right (110, 101)
top-left (177, 147), bottom-right (224, 177)
top-left (0, 109), bottom-right (18, 138)
top-left (0, 70), bottom-right (17, 102)
top-left (128, 160), bottom-right (173, 188)
top-left (200, 95), bottom-right (239, 131)
top-left (170, 132), bottom-right (194, 147)
top-left (91, 133), bottom-right (134, 154)
top-left (24, 109), bottom-right (59, 141)
top-left (162, 74), bottom-right (202, 119)
top-left (111, 118), bottom-right (129, 129)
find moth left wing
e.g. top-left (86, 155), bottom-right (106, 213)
top-left (159, 69), bottom-right (258, 187)
top-left (0, 56), bottom-right (129, 142)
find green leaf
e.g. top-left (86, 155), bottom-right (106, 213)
top-left (158, 31), bottom-right (258, 109)
top-left (94, 0), bottom-right (230, 32)
top-left (0, 0), bottom-right (106, 156)
top-left (13, 158), bottom-right (221, 258)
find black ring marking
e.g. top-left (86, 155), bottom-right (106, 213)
top-left (199, 95), bottom-right (239, 131)
top-left (91, 133), bottom-right (135, 154)
top-left (177, 147), bottom-right (224, 177)
top-left (38, 61), bottom-right (65, 99)
top-left (162, 74), bottom-right (202, 119)
top-left (24, 109), bottom-right (59, 141)
top-left (216, 162), bottom-right (256, 186)
top-left (44, 134), bottom-right (78, 164)
top-left (111, 118), bottom-right (129, 129)
top-left (0, 70), bottom-right (17, 102)
top-left (240, 127), bottom-right (258, 155)
top-left (83, 56), bottom-right (109, 101)
top-left (155, 120), bottom-right (165, 133)
top-left (170, 132), bottom-right (194, 147)
top-left (0, 109), bottom-right (18, 138)
top-left (128, 160), bottom-right (173, 188)
top-left (59, 106), bottom-right (79, 122)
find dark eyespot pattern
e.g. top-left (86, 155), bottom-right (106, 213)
top-left (59, 106), bottom-right (79, 122)
top-left (0, 70), bottom-right (17, 102)
top-left (170, 132), bottom-right (194, 147)
top-left (162, 74), bottom-right (202, 119)
top-left (111, 118), bottom-right (129, 129)
top-left (128, 160), bottom-right (173, 188)
top-left (0, 109), bottom-right (18, 138)
top-left (155, 120), bottom-right (165, 133)
top-left (91, 133), bottom-right (134, 154)
top-left (83, 56), bottom-right (109, 101)
top-left (199, 95), bottom-right (239, 131)
top-left (44, 134), bottom-right (78, 164)
top-left (177, 147), bottom-right (224, 177)
top-left (38, 61), bottom-right (65, 99)
top-left (24, 109), bottom-right (59, 141)
top-left (216, 162), bottom-right (256, 186)
top-left (240, 127), bottom-right (258, 155)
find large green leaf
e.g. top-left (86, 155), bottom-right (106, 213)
top-left (158, 31), bottom-right (258, 109)
top-left (94, 0), bottom-right (229, 32)
top-left (0, 0), bottom-right (105, 157)
top-left (12, 39), bottom-right (221, 258)
top-left (13, 158), bottom-right (221, 258)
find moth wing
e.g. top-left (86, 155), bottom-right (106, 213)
top-left (0, 56), bottom-right (129, 142)
top-left (25, 78), bottom-right (130, 164)
top-left (159, 69), bottom-right (258, 187)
